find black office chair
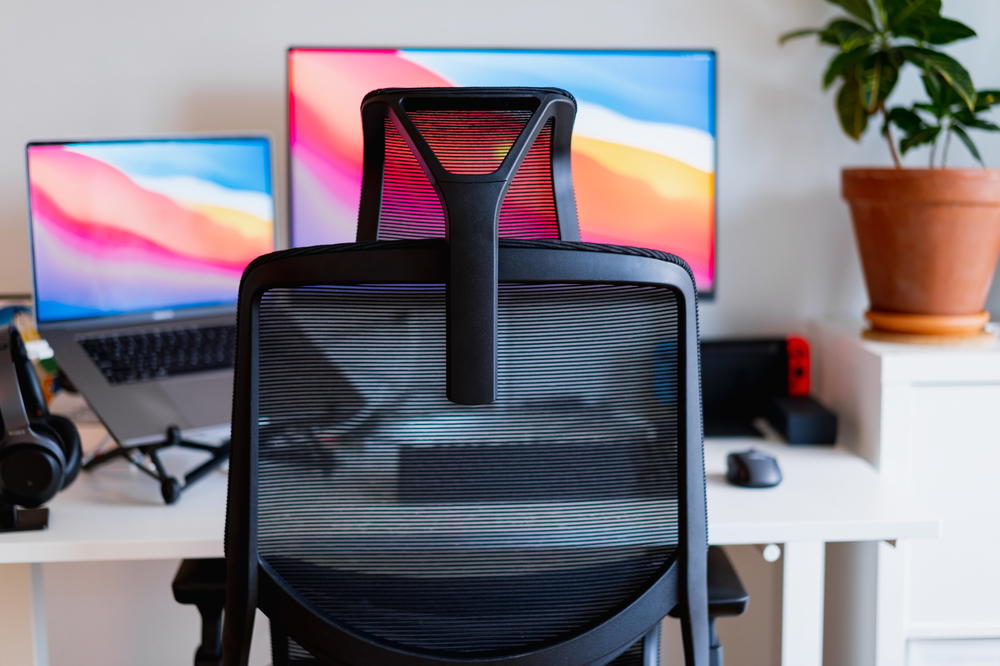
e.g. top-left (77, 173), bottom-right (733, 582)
top-left (174, 87), bottom-right (746, 666)
top-left (223, 88), bottom-right (709, 665)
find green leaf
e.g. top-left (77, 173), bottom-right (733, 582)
top-left (820, 18), bottom-right (875, 49)
top-left (974, 89), bottom-right (1000, 110)
top-left (887, 106), bottom-right (924, 133)
top-left (779, 28), bottom-right (821, 45)
top-left (859, 52), bottom-right (899, 112)
top-left (826, 0), bottom-right (876, 27)
top-left (900, 46), bottom-right (976, 110)
top-left (920, 71), bottom-right (949, 106)
top-left (899, 17), bottom-right (976, 44)
top-left (837, 79), bottom-right (869, 140)
top-left (885, 106), bottom-right (937, 158)
top-left (914, 102), bottom-right (947, 117)
top-left (950, 125), bottom-right (983, 165)
top-left (900, 125), bottom-right (940, 154)
top-left (962, 118), bottom-right (1000, 132)
top-left (927, 17), bottom-right (976, 43)
top-left (882, 0), bottom-right (942, 31)
top-left (822, 45), bottom-right (870, 89)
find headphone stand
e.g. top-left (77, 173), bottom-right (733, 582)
top-left (83, 425), bottom-right (229, 505)
top-left (0, 501), bottom-right (49, 532)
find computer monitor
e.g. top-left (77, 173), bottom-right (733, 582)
top-left (26, 136), bottom-right (275, 323)
top-left (287, 47), bottom-right (716, 294)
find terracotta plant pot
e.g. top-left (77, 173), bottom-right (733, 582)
top-left (842, 168), bottom-right (1000, 338)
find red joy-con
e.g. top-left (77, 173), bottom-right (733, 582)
top-left (786, 335), bottom-right (811, 396)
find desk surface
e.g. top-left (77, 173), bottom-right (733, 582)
top-left (0, 427), bottom-right (938, 564)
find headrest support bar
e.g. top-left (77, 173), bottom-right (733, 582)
top-left (358, 88), bottom-right (578, 404)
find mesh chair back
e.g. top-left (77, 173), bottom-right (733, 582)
top-left (260, 279), bottom-right (676, 657)
top-left (226, 241), bottom-right (708, 666)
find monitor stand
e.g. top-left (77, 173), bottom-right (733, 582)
top-left (83, 425), bottom-right (229, 504)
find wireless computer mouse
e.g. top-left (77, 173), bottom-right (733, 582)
top-left (726, 449), bottom-right (783, 488)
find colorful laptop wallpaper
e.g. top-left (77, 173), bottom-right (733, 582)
top-left (27, 138), bottom-right (274, 323)
top-left (288, 48), bottom-right (716, 291)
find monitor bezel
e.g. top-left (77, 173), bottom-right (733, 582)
top-left (285, 46), bottom-right (717, 300)
top-left (25, 134), bottom-right (277, 327)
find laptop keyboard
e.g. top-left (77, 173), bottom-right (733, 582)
top-left (80, 325), bottom-right (237, 385)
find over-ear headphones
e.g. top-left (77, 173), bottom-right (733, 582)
top-left (0, 326), bottom-right (81, 508)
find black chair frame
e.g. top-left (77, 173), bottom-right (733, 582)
top-left (224, 239), bottom-right (710, 665)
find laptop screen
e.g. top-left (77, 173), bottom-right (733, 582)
top-left (26, 137), bottom-right (274, 324)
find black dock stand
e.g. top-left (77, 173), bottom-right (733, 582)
top-left (83, 425), bottom-right (229, 504)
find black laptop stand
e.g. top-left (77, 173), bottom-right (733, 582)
top-left (83, 425), bottom-right (229, 504)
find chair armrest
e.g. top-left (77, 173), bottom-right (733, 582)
top-left (172, 558), bottom-right (226, 605)
top-left (670, 546), bottom-right (749, 619)
top-left (173, 558), bottom-right (226, 666)
top-left (704, 546), bottom-right (749, 617)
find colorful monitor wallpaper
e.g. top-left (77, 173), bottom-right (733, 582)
top-left (288, 48), bottom-right (716, 291)
top-left (27, 138), bottom-right (274, 323)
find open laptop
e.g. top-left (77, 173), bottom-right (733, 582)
top-left (25, 136), bottom-right (275, 445)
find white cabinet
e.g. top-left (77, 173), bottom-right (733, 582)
top-left (814, 324), bottom-right (1000, 666)
top-left (905, 385), bottom-right (1000, 632)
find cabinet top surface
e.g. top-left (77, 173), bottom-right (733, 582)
top-left (815, 320), bottom-right (1000, 382)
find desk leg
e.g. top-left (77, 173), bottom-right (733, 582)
top-left (781, 541), bottom-right (825, 666)
top-left (0, 563), bottom-right (48, 666)
top-left (875, 540), bottom-right (906, 666)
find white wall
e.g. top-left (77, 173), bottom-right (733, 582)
top-left (3, 0), bottom-right (998, 332)
top-left (2, 0), bottom-right (998, 664)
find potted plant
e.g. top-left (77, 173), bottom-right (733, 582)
top-left (782, 0), bottom-right (1000, 340)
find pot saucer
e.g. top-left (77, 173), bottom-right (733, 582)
top-left (864, 310), bottom-right (995, 345)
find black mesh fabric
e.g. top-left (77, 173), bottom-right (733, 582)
top-left (496, 118), bottom-right (561, 238)
top-left (282, 633), bottom-right (647, 664)
top-left (377, 116), bottom-right (447, 238)
top-left (407, 108), bottom-right (533, 175)
top-left (375, 114), bottom-right (562, 240)
top-left (254, 276), bottom-right (683, 659)
top-left (287, 638), bottom-right (318, 664)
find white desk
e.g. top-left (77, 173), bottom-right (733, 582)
top-left (0, 429), bottom-right (937, 666)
